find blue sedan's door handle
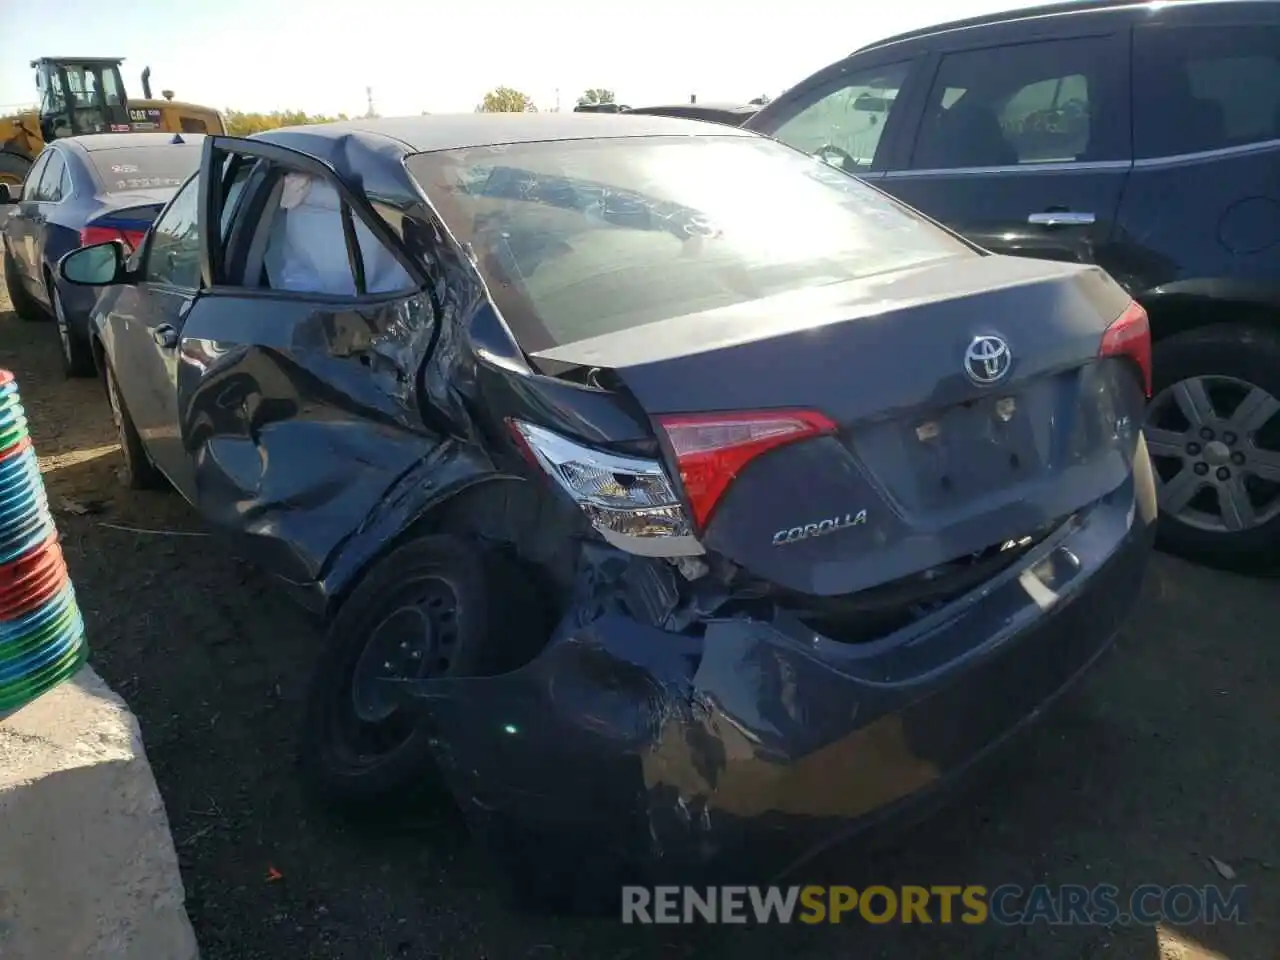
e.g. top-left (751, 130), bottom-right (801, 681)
top-left (152, 324), bottom-right (179, 349)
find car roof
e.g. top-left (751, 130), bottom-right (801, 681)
top-left (57, 132), bottom-right (206, 153)
top-left (263, 112), bottom-right (756, 154)
top-left (854, 0), bottom-right (1259, 53)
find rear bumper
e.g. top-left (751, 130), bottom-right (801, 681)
top-left (401, 450), bottom-right (1157, 886)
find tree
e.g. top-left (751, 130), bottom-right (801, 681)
top-left (748, 94), bottom-right (772, 106)
top-left (577, 88), bottom-right (615, 107)
top-left (476, 87), bottom-right (537, 113)
top-left (223, 109), bottom-right (348, 136)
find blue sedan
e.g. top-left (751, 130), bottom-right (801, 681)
top-left (1, 132), bottom-right (202, 377)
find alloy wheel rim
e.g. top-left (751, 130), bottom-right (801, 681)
top-left (1146, 375), bottom-right (1280, 532)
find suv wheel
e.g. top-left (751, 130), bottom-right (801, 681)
top-left (1146, 323), bottom-right (1280, 571)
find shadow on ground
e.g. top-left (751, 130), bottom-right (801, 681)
top-left (2, 264), bottom-right (1274, 959)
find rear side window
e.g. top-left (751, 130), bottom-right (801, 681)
top-left (20, 152), bottom-right (51, 202)
top-left (406, 135), bottom-right (971, 351)
top-left (85, 145), bottom-right (202, 194)
top-left (910, 37), bottom-right (1121, 169)
top-left (204, 151), bottom-right (415, 299)
top-left (35, 151), bottom-right (68, 202)
top-left (1134, 25), bottom-right (1280, 158)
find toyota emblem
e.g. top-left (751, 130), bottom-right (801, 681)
top-left (964, 335), bottom-right (1012, 385)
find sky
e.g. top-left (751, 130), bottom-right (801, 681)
top-left (2, 0), bottom-right (1047, 118)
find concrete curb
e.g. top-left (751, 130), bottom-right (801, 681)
top-left (0, 666), bottom-right (200, 959)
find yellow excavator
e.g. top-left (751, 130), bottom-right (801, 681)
top-left (0, 57), bottom-right (226, 189)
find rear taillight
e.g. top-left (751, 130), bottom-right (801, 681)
top-left (1099, 301), bottom-right (1152, 398)
top-left (80, 225), bottom-right (146, 254)
top-left (506, 419), bottom-right (702, 556)
top-left (657, 410), bottom-right (838, 530)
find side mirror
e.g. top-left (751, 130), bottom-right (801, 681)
top-left (59, 241), bottom-right (127, 287)
top-left (0, 184), bottom-right (13, 205)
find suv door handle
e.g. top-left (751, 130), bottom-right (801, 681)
top-left (152, 324), bottom-right (178, 348)
top-left (1028, 211), bottom-right (1095, 226)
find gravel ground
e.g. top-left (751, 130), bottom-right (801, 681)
top-left (2, 256), bottom-right (1276, 960)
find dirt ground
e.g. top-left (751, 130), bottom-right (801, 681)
top-left (1, 258), bottom-right (1276, 960)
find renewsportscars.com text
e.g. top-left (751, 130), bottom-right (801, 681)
top-left (621, 884), bottom-right (1248, 926)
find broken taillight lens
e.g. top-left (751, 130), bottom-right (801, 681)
top-left (1099, 301), bottom-right (1152, 398)
top-left (657, 410), bottom-right (838, 530)
top-left (506, 419), bottom-right (702, 556)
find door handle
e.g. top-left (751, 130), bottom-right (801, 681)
top-left (152, 324), bottom-right (179, 349)
top-left (1027, 211), bottom-right (1095, 226)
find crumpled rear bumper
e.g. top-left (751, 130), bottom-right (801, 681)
top-left (399, 457), bottom-right (1156, 886)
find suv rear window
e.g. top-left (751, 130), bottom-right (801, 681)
top-left (86, 145), bottom-right (202, 194)
top-left (406, 135), bottom-right (971, 351)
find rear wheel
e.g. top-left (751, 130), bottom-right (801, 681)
top-left (1146, 323), bottom-right (1280, 571)
top-left (2, 245), bottom-right (45, 322)
top-left (104, 361), bottom-right (163, 490)
top-left (298, 535), bottom-right (547, 807)
top-left (51, 279), bottom-right (95, 378)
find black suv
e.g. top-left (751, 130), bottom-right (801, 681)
top-left (748, 0), bottom-right (1280, 571)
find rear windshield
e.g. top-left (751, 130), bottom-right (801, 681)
top-left (86, 145), bottom-right (202, 194)
top-left (406, 135), bottom-right (971, 351)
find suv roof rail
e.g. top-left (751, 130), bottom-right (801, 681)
top-left (852, 0), bottom-right (1151, 53)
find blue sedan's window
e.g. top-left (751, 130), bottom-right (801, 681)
top-left (21, 152), bottom-right (52, 202)
top-left (407, 135), bottom-right (971, 350)
top-left (34, 151), bottom-right (67, 202)
top-left (86, 145), bottom-right (202, 194)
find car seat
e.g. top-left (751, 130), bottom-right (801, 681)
top-left (915, 100), bottom-right (1019, 168)
top-left (1142, 67), bottom-right (1226, 156)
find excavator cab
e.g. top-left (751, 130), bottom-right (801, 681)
top-left (32, 57), bottom-right (132, 141)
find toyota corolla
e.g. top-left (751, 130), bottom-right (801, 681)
top-left (57, 114), bottom-right (1156, 907)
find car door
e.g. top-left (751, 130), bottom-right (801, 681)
top-left (880, 27), bottom-right (1132, 273)
top-left (5, 150), bottom-right (52, 289)
top-left (171, 136), bottom-right (440, 587)
top-left (1124, 5), bottom-right (1280, 295)
top-left (746, 52), bottom-right (931, 183)
top-left (29, 149), bottom-right (74, 305)
top-left (103, 172), bottom-right (205, 497)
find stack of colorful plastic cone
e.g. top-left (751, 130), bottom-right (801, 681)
top-left (0, 370), bottom-right (87, 719)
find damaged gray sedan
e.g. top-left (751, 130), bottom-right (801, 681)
top-left (59, 114), bottom-right (1157, 906)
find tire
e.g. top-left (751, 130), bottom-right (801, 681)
top-left (103, 361), bottom-right (163, 490)
top-left (1146, 322), bottom-right (1280, 572)
top-left (298, 534), bottom-right (548, 808)
top-left (0, 153), bottom-right (29, 203)
top-left (50, 278), bottom-right (95, 378)
top-left (2, 244), bottom-right (45, 322)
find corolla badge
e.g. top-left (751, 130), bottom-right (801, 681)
top-left (964, 335), bottom-right (1012, 385)
top-left (772, 510), bottom-right (868, 546)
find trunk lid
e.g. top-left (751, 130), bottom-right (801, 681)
top-left (532, 255), bottom-right (1145, 596)
top-left (84, 192), bottom-right (173, 252)
top-left (87, 191), bottom-right (172, 231)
